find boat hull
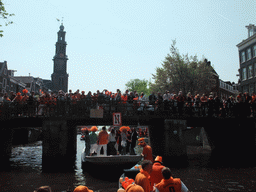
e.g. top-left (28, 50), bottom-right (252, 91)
top-left (81, 147), bottom-right (142, 179)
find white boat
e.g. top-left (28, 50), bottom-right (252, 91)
top-left (81, 147), bottom-right (142, 175)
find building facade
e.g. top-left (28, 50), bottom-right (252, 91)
top-left (51, 23), bottom-right (69, 93)
top-left (237, 24), bottom-right (256, 94)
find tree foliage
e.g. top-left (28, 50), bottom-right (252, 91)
top-left (150, 40), bottom-right (217, 95)
top-left (125, 79), bottom-right (150, 96)
top-left (0, 0), bottom-right (14, 37)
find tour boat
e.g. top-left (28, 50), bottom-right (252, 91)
top-left (81, 146), bottom-right (142, 178)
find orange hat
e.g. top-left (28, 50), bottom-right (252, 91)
top-left (22, 89), bottom-right (28, 94)
top-left (120, 126), bottom-right (130, 132)
top-left (154, 156), bottom-right (162, 163)
top-left (17, 92), bottom-right (21, 96)
top-left (138, 138), bottom-right (146, 146)
top-left (74, 185), bottom-right (93, 192)
top-left (90, 126), bottom-right (98, 132)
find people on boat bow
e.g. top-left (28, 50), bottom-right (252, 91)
top-left (138, 138), bottom-right (153, 162)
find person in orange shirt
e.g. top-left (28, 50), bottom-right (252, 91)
top-left (138, 138), bottom-right (153, 163)
top-left (135, 160), bottom-right (153, 192)
top-left (150, 156), bottom-right (165, 191)
top-left (155, 167), bottom-right (189, 192)
top-left (97, 126), bottom-right (109, 156)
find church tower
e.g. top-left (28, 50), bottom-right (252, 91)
top-left (51, 23), bottom-right (69, 93)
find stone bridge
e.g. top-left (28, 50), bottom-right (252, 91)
top-left (0, 112), bottom-right (255, 171)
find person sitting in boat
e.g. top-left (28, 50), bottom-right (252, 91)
top-left (97, 126), bottom-right (109, 156)
top-left (154, 167), bottom-right (189, 192)
top-left (150, 156), bottom-right (165, 191)
top-left (118, 180), bottom-right (145, 192)
top-left (138, 138), bottom-right (153, 163)
top-left (135, 160), bottom-right (153, 192)
top-left (33, 186), bottom-right (52, 192)
top-left (108, 128), bottom-right (117, 155)
top-left (89, 126), bottom-right (98, 156)
top-left (74, 185), bottom-right (93, 192)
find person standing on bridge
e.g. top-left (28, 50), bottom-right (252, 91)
top-left (97, 126), bottom-right (109, 156)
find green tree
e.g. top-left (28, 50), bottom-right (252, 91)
top-left (125, 79), bottom-right (150, 96)
top-left (150, 40), bottom-right (217, 96)
top-left (0, 0), bottom-right (14, 37)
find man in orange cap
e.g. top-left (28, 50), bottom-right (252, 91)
top-left (149, 156), bottom-right (165, 191)
top-left (135, 160), bottom-right (153, 192)
top-left (138, 138), bottom-right (153, 163)
top-left (73, 185), bottom-right (93, 192)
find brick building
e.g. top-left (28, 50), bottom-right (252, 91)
top-left (237, 24), bottom-right (256, 94)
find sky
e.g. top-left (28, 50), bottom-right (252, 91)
top-left (1, 0), bottom-right (256, 93)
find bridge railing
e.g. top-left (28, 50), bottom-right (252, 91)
top-left (0, 100), bottom-right (254, 119)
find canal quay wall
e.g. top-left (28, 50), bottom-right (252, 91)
top-left (0, 116), bottom-right (256, 171)
top-left (148, 117), bottom-right (256, 168)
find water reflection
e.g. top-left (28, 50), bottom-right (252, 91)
top-left (0, 136), bottom-right (255, 192)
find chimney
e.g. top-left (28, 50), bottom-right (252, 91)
top-left (245, 24), bottom-right (256, 38)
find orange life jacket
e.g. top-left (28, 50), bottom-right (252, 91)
top-left (150, 162), bottom-right (165, 190)
top-left (156, 177), bottom-right (181, 192)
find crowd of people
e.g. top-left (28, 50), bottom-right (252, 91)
top-left (83, 126), bottom-right (138, 156)
top-left (117, 137), bottom-right (190, 192)
top-left (0, 88), bottom-right (255, 118)
top-left (33, 129), bottom-right (190, 192)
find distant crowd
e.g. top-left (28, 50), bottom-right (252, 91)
top-left (0, 88), bottom-right (255, 118)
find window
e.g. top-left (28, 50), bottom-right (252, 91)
top-left (247, 48), bottom-right (251, 60)
top-left (3, 78), bottom-right (6, 88)
top-left (242, 68), bottom-right (247, 80)
top-left (26, 83), bottom-right (31, 88)
top-left (243, 85), bottom-right (249, 93)
top-left (249, 28), bottom-right (254, 37)
top-left (248, 65), bottom-right (253, 78)
top-left (241, 51), bottom-right (246, 63)
top-left (253, 45), bottom-right (256, 58)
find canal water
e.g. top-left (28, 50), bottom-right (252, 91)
top-left (0, 135), bottom-right (255, 192)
